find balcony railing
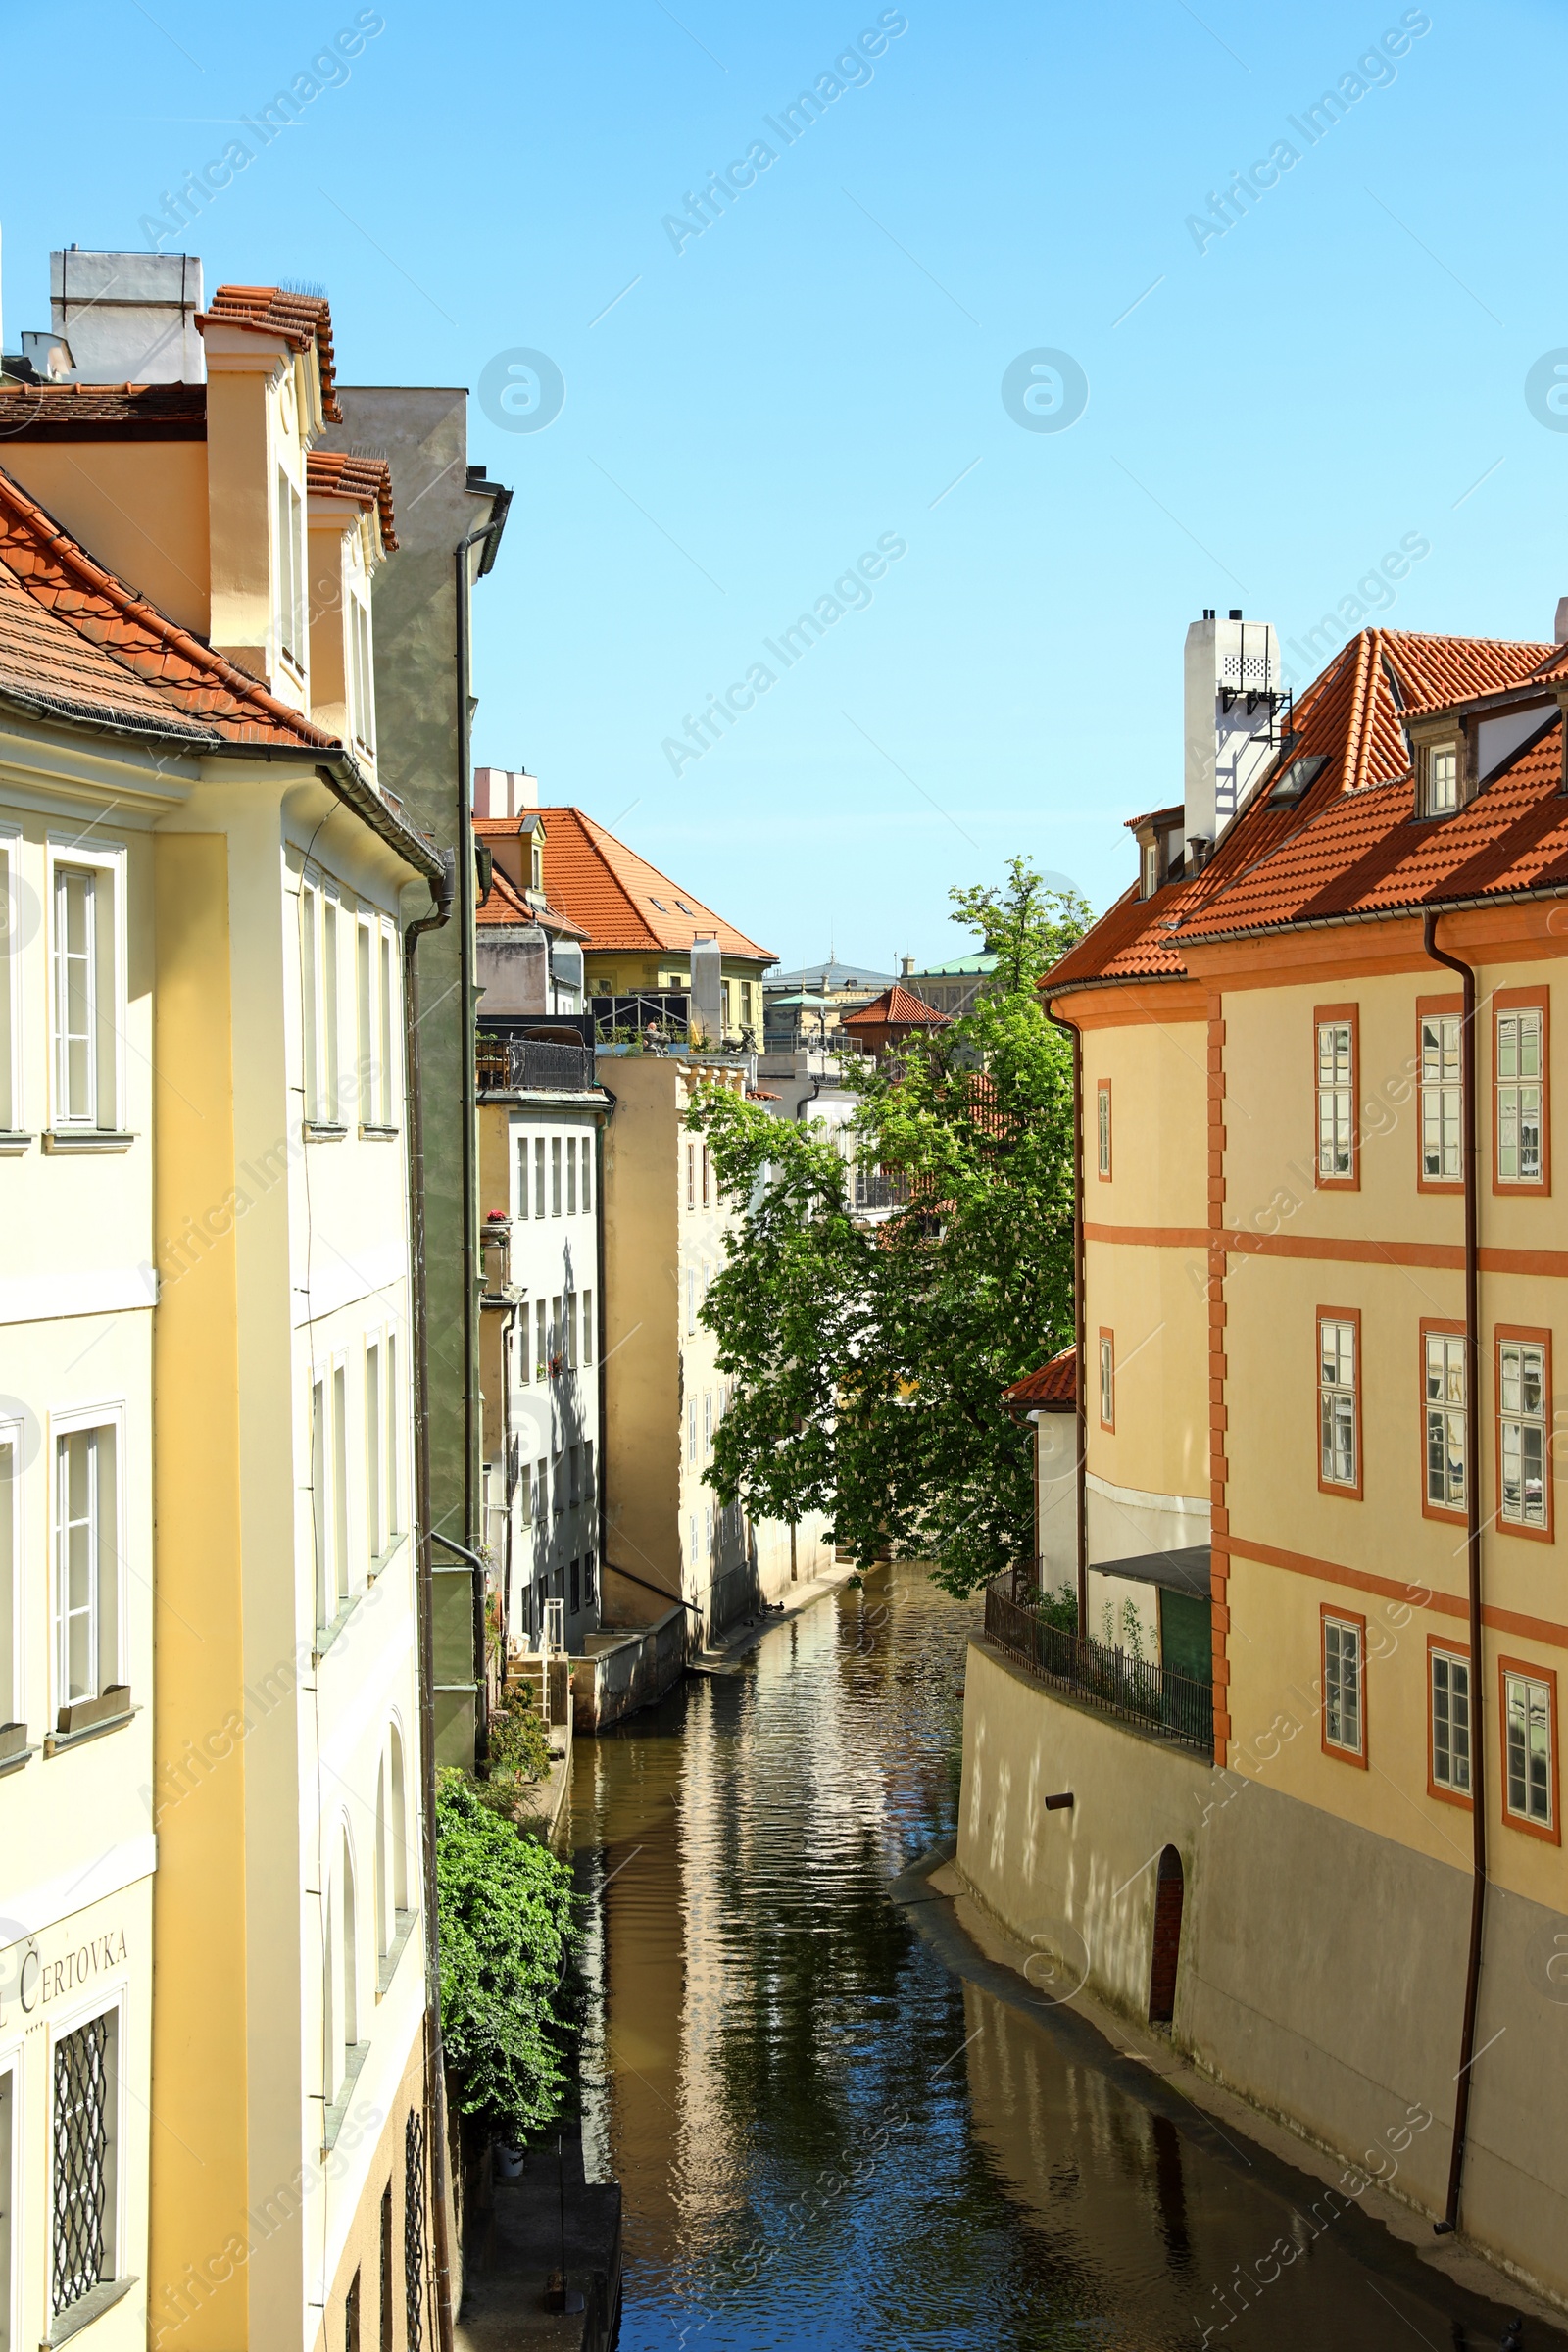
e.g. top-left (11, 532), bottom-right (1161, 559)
top-left (984, 1578), bottom-right (1214, 1759)
top-left (476, 1037), bottom-right (596, 1094)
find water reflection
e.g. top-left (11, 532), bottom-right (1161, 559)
top-left (567, 1568), bottom-right (1544, 2351)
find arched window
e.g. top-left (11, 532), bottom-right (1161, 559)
top-left (389, 1723), bottom-right (409, 1915)
top-left (341, 1832), bottom-right (359, 2054)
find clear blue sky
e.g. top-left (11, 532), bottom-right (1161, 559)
top-left (5, 1), bottom-right (1563, 970)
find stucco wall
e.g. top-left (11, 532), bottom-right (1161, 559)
top-left (957, 1637), bottom-right (1568, 2307)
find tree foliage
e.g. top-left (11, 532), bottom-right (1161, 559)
top-left (690, 858), bottom-right (1088, 1597)
top-left (435, 1769), bottom-right (576, 2134)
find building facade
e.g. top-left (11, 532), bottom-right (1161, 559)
top-left (960, 613), bottom-right (1568, 2308)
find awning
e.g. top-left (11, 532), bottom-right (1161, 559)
top-left (1089, 1544), bottom-right (1210, 1600)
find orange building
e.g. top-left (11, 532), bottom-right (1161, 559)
top-left (959, 617), bottom-right (1568, 2307)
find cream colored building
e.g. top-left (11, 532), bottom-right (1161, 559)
top-left (1, 247), bottom-right (450, 2350)
top-left (962, 612), bottom-right (1568, 2311)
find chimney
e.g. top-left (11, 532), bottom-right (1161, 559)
top-left (1554, 597), bottom-right (1568, 645)
top-left (472, 767), bottom-right (539, 819)
top-left (50, 248), bottom-right (206, 382)
top-left (689, 935), bottom-right (723, 1046)
top-left (1184, 609), bottom-right (1280, 858)
top-left (900, 955), bottom-right (914, 978)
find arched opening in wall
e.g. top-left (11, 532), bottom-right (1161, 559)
top-left (341, 1832), bottom-right (359, 2053)
top-left (389, 1724), bottom-right (408, 1913)
top-left (1148, 1846), bottom-right (1185, 2025)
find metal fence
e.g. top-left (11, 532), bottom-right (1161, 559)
top-left (476, 1036), bottom-right (596, 1093)
top-left (984, 1578), bottom-right (1214, 1759)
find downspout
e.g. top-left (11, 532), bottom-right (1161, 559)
top-left (1046, 1004), bottom-right (1089, 1637)
top-left (1423, 908), bottom-right (1487, 2237)
top-left (595, 1085), bottom-right (613, 1618)
top-left (404, 853), bottom-right (459, 2352)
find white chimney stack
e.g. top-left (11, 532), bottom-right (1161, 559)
top-left (49, 248), bottom-right (206, 382)
top-left (472, 767), bottom-right (539, 819)
top-left (1184, 610), bottom-right (1280, 859)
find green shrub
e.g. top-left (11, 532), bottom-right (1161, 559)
top-left (435, 1768), bottom-right (576, 2135)
top-left (488, 1689), bottom-right (553, 1782)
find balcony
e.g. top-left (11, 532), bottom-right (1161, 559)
top-left (476, 1036), bottom-right (596, 1094)
top-left (984, 1579), bottom-right (1213, 1760)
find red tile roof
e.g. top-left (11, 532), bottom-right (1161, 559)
top-left (475, 861), bottom-right (586, 938)
top-left (198, 286), bottom-right (341, 421)
top-left (0, 461), bottom-right (334, 748)
top-left (1046, 627), bottom-right (1568, 994)
top-left (307, 449), bottom-right (396, 550)
top-left (841, 982), bottom-right (950, 1029)
top-left (0, 380), bottom-right (206, 440)
top-left (1002, 1347), bottom-right (1077, 1413)
top-left (484, 806), bottom-right (774, 962)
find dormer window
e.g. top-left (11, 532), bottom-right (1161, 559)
top-left (348, 588), bottom-right (374, 755)
top-left (274, 465), bottom-right (307, 675)
top-left (1423, 741), bottom-right (1459, 817)
top-left (1139, 841), bottom-right (1159, 900)
top-left (531, 842), bottom-right (543, 891)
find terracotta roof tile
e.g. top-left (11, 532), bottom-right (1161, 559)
top-left (841, 982), bottom-right (950, 1028)
top-left (0, 461), bottom-right (334, 748)
top-left (1002, 1347), bottom-right (1076, 1412)
top-left (475, 861), bottom-right (586, 938)
top-left (480, 806), bottom-right (774, 962)
top-left (1046, 627), bottom-right (1568, 992)
top-left (0, 381), bottom-right (206, 440)
top-left (198, 285), bottom-right (340, 421)
top-left (307, 448), bottom-right (396, 550)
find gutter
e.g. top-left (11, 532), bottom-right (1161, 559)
top-left (1423, 909), bottom-right (1488, 2240)
top-left (404, 850), bottom-right (460, 2352)
top-left (1044, 1005), bottom-right (1089, 1636)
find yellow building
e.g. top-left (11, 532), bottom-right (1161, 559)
top-left (0, 253), bottom-right (452, 2350)
top-left (961, 618), bottom-right (1568, 2308)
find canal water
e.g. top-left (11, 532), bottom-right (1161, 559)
top-left (565, 1567), bottom-right (1548, 2351)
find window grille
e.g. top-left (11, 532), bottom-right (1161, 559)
top-left (1496, 1008), bottom-right (1544, 1182)
top-left (404, 2107), bottom-right (425, 2352)
top-left (1096, 1082), bottom-right (1110, 1177)
top-left (1431, 1651), bottom-right (1471, 1793)
top-left (52, 2015), bottom-right (113, 2316)
top-left (1316, 1020), bottom-right (1353, 1177)
top-left (1421, 1015), bottom-right (1463, 1181)
top-left (1323, 1615), bottom-right (1363, 1755)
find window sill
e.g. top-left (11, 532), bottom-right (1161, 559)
top-left (359, 1122), bottom-right (400, 1141)
top-left (313, 1589), bottom-right (368, 1664)
top-left (376, 1907), bottom-right (418, 1999)
top-left (42, 1131), bottom-right (136, 1154)
top-left (303, 1121), bottom-right (349, 1142)
top-left (0, 1720), bottom-right (35, 1774)
top-left (322, 2037), bottom-right (372, 2151)
top-left (0, 1129), bottom-right (31, 1156)
top-left (368, 1533), bottom-right (408, 1583)
top-left (49, 2275), bottom-right (137, 2344)
top-left (47, 1690), bottom-right (136, 1754)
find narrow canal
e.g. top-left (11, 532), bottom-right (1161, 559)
top-left (564, 1567), bottom-right (1548, 2350)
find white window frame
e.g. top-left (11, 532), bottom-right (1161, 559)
top-left (1323, 1613), bottom-right (1363, 1757)
top-left (1421, 1014), bottom-right (1463, 1183)
top-left (0, 1412), bottom-right (22, 1732)
top-left (51, 1404), bottom-right (126, 1715)
top-left (299, 872), bottom-right (344, 1130)
top-left (45, 836), bottom-right (126, 1135)
top-left (1504, 1669), bottom-right (1553, 1829)
top-left (580, 1130), bottom-right (593, 1215)
top-left (0, 823), bottom-right (24, 1135)
top-left (1316, 1019), bottom-right (1353, 1179)
top-left (1424, 1333), bottom-right (1466, 1511)
top-left (274, 462), bottom-right (308, 676)
top-left (1096, 1083), bottom-right (1110, 1178)
top-left (1425, 740), bottom-right (1459, 816)
top-left (1496, 1006), bottom-right (1544, 1185)
top-left (366, 1338), bottom-right (383, 1568)
top-left (1431, 1648), bottom-right (1471, 1795)
top-left (348, 585), bottom-right (375, 755)
top-left (48, 1984), bottom-right (128, 2324)
top-left (514, 1127), bottom-right (530, 1221)
top-left (1499, 1340), bottom-right (1548, 1529)
top-left (581, 1289), bottom-right (593, 1367)
top-left (1318, 1318), bottom-right (1357, 1489)
top-left (377, 924), bottom-right (397, 1128)
top-left (1098, 1334), bottom-right (1113, 1430)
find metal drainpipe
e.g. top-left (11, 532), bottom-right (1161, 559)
top-left (404, 854), bottom-right (460, 2352)
top-left (1423, 907), bottom-right (1487, 2237)
top-left (455, 515), bottom-right (508, 1707)
top-left (1046, 1004), bottom-right (1089, 1637)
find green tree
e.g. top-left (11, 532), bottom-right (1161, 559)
top-left (435, 1769), bottom-right (576, 2135)
top-left (691, 859), bottom-right (1087, 1597)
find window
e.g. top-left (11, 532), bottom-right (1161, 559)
top-left (1495, 1001), bottom-right (1545, 1189)
top-left (550, 1297), bottom-right (563, 1376)
top-left (1318, 1313), bottom-right (1359, 1494)
top-left (55, 1424), bottom-right (120, 1710)
top-left (688, 1397), bottom-right (698, 1464)
top-left (333, 1363), bottom-right (349, 1596)
top-left (1430, 1646), bottom-right (1472, 1799)
top-left (1322, 1610), bottom-right (1365, 1761)
top-left (1314, 1007), bottom-right (1356, 1184)
top-left (1140, 838), bottom-right (1159, 900)
top-left (551, 1138), bottom-right (562, 1216)
top-left (346, 2267), bottom-right (362, 2352)
top-left (553, 1452), bottom-right (564, 1515)
top-left (301, 882), bottom-right (343, 1128)
top-left (581, 1290), bottom-right (593, 1366)
top-left (1502, 1662), bottom-right (1556, 1836)
top-left (1419, 1004), bottom-right (1463, 1185)
top-left (581, 1135), bottom-right (592, 1215)
top-left (686, 1141), bottom-right (696, 1210)
top-left (1, 1422), bottom-right (17, 1730)
top-left (1096, 1080), bottom-right (1111, 1180)
top-left (378, 931), bottom-right (396, 1126)
top-left (584, 1440), bottom-right (594, 1503)
top-left (569, 1558), bottom-right (580, 1615)
top-left (366, 1344), bottom-right (383, 1563)
top-left (686, 1268), bottom-right (697, 1338)
top-left (702, 1145), bottom-right (710, 1207)
top-left (1497, 1333), bottom-right (1549, 1533)
top-left (51, 2008), bottom-right (119, 2322)
top-left (274, 465), bottom-right (306, 670)
top-left (0, 2058), bottom-right (15, 2351)
top-left (1424, 740), bottom-right (1459, 815)
top-left (349, 589), bottom-right (375, 754)
top-left (1098, 1330), bottom-right (1114, 1431)
top-left (584, 1551), bottom-right (597, 1609)
top-left (568, 1446), bottom-right (580, 1508)
top-left (0, 825), bottom-right (21, 1132)
top-left (566, 1292), bottom-right (578, 1371)
top-left (704, 1392), bottom-right (712, 1456)
top-left (534, 1137), bottom-right (546, 1219)
top-left (516, 1133), bottom-right (530, 1220)
top-left (312, 1377), bottom-right (330, 1629)
top-left (516, 1460), bottom-right (532, 1532)
top-left (385, 1333), bottom-right (402, 1538)
top-left (380, 2184), bottom-right (394, 2352)
top-left (535, 1300), bottom-right (547, 1383)
top-left (535, 1457), bottom-right (547, 1526)
top-left (52, 860), bottom-right (122, 1131)
top-left (357, 921), bottom-right (373, 1123)
top-left (1423, 1326), bottom-right (1466, 1515)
